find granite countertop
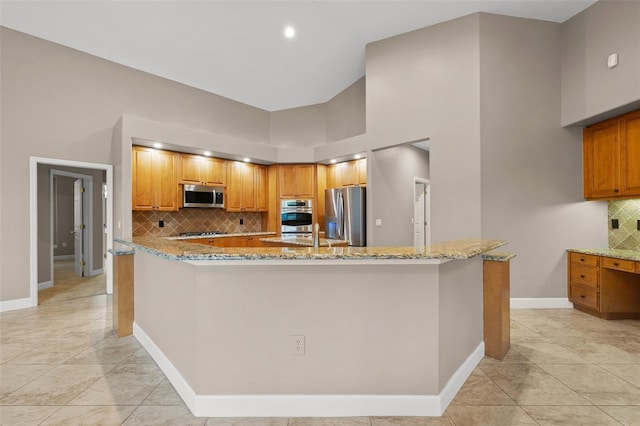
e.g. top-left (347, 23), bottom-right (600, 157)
top-left (482, 251), bottom-right (517, 262)
top-left (260, 236), bottom-right (349, 247)
top-left (167, 232), bottom-right (276, 241)
top-left (568, 248), bottom-right (640, 262)
top-left (116, 236), bottom-right (507, 261)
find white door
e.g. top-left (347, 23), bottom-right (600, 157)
top-left (73, 179), bottom-right (84, 277)
top-left (414, 180), bottom-right (430, 248)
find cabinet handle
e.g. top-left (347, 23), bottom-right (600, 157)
top-left (614, 189), bottom-right (619, 193)
top-left (613, 262), bottom-right (620, 266)
top-left (580, 274), bottom-right (585, 279)
top-left (580, 258), bottom-right (585, 262)
top-left (580, 294), bottom-right (585, 299)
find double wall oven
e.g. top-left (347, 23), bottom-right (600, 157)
top-left (281, 199), bottom-right (313, 237)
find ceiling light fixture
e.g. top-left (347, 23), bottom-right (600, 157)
top-left (330, 159), bottom-right (337, 164)
top-left (203, 151), bottom-right (211, 156)
top-left (354, 154), bottom-right (362, 159)
top-left (153, 142), bottom-right (162, 149)
top-left (284, 26), bottom-right (295, 39)
top-left (243, 157), bottom-right (251, 163)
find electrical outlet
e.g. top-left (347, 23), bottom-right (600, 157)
top-left (612, 219), bottom-right (619, 229)
top-left (637, 220), bottom-right (640, 231)
top-left (292, 335), bottom-right (305, 355)
top-left (240, 218), bottom-right (244, 225)
top-left (62, 241), bottom-right (67, 248)
top-left (159, 220), bottom-right (164, 228)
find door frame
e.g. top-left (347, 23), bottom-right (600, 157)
top-left (49, 170), bottom-right (94, 287)
top-left (413, 177), bottom-right (431, 247)
top-left (30, 157), bottom-right (113, 307)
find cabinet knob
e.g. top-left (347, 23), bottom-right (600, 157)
top-left (580, 274), bottom-right (585, 279)
top-left (614, 189), bottom-right (619, 193)
top-left (614, 262), bottom-right (619, 266)
top-left (580, 294), bottom-right (585, 299)
top-left (580, 258), bottom-right (585, 262)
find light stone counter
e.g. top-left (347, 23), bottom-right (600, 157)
top-left (125, 236), bottom-right (508, 418)
top-left (568, 248), bottom-right (640, 262)
top-left (259, 236), bottom-right (349, 247)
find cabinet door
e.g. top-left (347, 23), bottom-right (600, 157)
top-left (357, 158), bottom-right (367, 185)
top-left (226, 161), bottom-right (245, 212)
top-left (132, 147), bottom-right (154, 210)
top-left (583, 120), bottom-right (620, 199)
top-left (295, 164), bottom-right (315, 197)
top-left (153, 150), bottom-right (178, 211)
top-left (278, 165), bottom-right (298, 198)
top-left (202, 157), bottom-right (226, 186)
top-left (179, 154), bottom-right (202, 184)
top-left (621, 110), bottom-right (640, 196)
top-left (341, 161), bottom-right (358, 186)
top-left (326, 164), bottom-right (340, 189)
top-left (256, 165), bottom-right (268, 212)
top-left (242, 164), bottom-right (257, 211)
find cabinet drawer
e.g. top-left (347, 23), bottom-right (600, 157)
top-left (602, 257), bottom-right (636, 273)
top-left (570, 252), bottom-right (599, 267)
top-left (570, 283), bottom-right (599, 310)
top-left (570, 264), bottom-right (599, 288)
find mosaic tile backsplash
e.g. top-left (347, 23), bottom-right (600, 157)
top-left (133, 209), bottom-right (263, 237)
top-left (608, 199), bottom-right (640, 251)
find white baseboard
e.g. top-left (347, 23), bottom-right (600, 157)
top-left (0, 297), bottom-right (34, 312)
top-left (133, 323), bottom-right (483, 418)
top-left (38, 281), bottom-right (53, 291)
top-left (54, 255), bottom-right (74, 260)
top-left (511, 298), bottom-right (572, 309)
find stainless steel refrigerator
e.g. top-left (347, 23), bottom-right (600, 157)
top-left (325, 187), bottom-right (366, 246)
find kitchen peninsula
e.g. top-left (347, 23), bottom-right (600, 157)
top-left (118, 236), bottom-right (506, 417)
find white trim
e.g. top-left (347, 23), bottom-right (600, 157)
top-left (0, 297), bottom-right (32, 312)
top-left (90, 268), bottom-right (104, 276)
top-left (30, 157), bottom-right (114, 310)
top-left (38, 281), bottom-right (53, 291)
top-left (133, 323), bottom-right (197, 413)
top-left (54, 255), bottom-right (75, 260)
top-left (133, 322), bottom-right (483, 418)
top-left (511, 298), bottom-right (572, 309)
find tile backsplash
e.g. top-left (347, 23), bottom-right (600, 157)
top-left (133, 209), bottom-right (262, 237)
top-left (608, 199), bottom-right (640, 251)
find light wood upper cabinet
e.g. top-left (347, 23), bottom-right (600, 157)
top-left (278, 164), bottom-right (315, 198)
top-left (326, 159), bottom-right (367, 189)
top-left (226, 161), bottom-right (267, 212)
top-left (178, 154), bottom-right (226, 186)
top-left (132, 146), bottom-right (178, 211)
top-left (621, 110), bottom-right (640, 196)
top-left (583, 109), bottom-right (640, 200)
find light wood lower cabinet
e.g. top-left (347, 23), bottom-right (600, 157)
top-left (567, 251), bottom-right (640, 319)
top-left (184, 236), bottom-right (265, 248)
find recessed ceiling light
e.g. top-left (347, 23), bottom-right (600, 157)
top-left (284, 26), bottom-right (295, 39)
top-left (203, 151), bottom-right (212, 156)
top-left (330, 159), bottom-right (337, 164)
top-left (243, 157), bottom-right (251, 163)
top-left (153, 142), bottom-right (162, 149)
top-left (354, 154), bottom-right (362, 159)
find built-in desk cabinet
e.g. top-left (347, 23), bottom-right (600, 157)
top-left (567, 251), bottom-right (640, 319)
top-left (132, 146), bottom-right (178, 211)
top-left (583, 109), bottom-right (640, 200)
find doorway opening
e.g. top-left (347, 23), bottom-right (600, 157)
top-left (30, 157), bottom-right (113, 308)
top-left (413, 177), bottom-right (431, 248)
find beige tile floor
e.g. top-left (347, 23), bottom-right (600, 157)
top-left (2, 291), bottom-right (640, 425)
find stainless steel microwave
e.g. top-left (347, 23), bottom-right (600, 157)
top-left (183, 185), bottom-right (224, 208)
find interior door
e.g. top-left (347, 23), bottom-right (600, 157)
top-left (414, 182), bottom-right (426, 248)
top-left (73, 179), bottom-right (84, 277)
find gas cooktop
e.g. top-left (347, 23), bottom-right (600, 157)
top-left (179, 231), bottom-right (227, 237)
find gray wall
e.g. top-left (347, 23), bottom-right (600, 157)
top-left (478, 13), bottom-right (607, 299)
top-left (366, 14), bottom-right (482, 243)
top-left (326, 77), bottom-right (366, 143)
top-left (561, 0), bottom-right (640, 126)
top-left (370, 145), bottom-right (430, 246)
top-left (1, 27), bottom-right (270, 301)
top-left (37, 165), bottom-right (107, 283)
top-left (53, 176), bottom-right (75, 257)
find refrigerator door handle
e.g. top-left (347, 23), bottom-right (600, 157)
top-left (337, 191), bottom-right (344, 240)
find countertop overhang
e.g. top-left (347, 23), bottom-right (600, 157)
top-left (115, 236), bottom-right (507, 264)
top-left (568, 248), bottom-right (640, 262)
